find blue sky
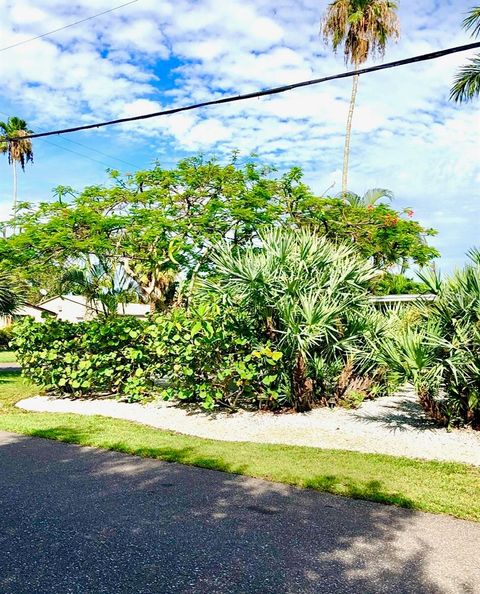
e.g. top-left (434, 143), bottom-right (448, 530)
top-left (0, 0), bottom-right (479, 272)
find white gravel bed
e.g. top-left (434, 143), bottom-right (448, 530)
top-left (17, 386), bottom-right (480, 466)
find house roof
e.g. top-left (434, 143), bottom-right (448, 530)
top-left (16, 303), bottom-right (57, 315)
top-left (39, 294), bottom-right (149, 316)
top-left (118, 302), bottom-right (150, 316)
top-left (39, 294), bottom-right (87, 307)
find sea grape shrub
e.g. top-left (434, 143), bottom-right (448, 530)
top-left (12, 316), bottom-right (156, 399)
top-left (12, 306), bottom-right (286, 409)
top-left (13, 284), bottom-right (397, 412)
top-left (13, 317), bottom-right (81, 390)
top-left (146, 303), bottom-right (286, 410)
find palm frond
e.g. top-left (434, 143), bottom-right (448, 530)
top-left (0, 117), bottom-right (34, 170)
top-left (463, 6), bottom-right (480, 37)
top-left (362, 187), bottom-right (394, 205)
top-left (337, 190), bottom-right (362, 206)
top-left (337, 187), bottom-right (393, 206)
top-left (467, 247), bottom-right (480, 266)
top-left (204, 228), bottom-right (379, 367)
top-left (416, 267), bottom-right (442, 294)
top-left (0, 274), bottom-right (24, 315)
top-left (321, 0), bottom-right (400, 66)
top-left (450, 54), bottom-right (480, 102)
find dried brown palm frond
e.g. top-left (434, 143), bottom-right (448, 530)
top-left (6, 130), bottom-right (34, 171)
top-left (321, 0), bottom-right (400, 66)
top-left (0, 117), bottom-right (34, 170)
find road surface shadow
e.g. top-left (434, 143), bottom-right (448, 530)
top-left (0, 430), bottom-right (478, 594)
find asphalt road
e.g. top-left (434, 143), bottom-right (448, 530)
top-left (1, 430), bottom-right (479, 594)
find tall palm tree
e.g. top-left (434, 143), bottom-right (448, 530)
top-left (338, 187), bottom-right (393, 206)
top-left (0, 117), bottom-right (34, 231)
top-left (450, 7), bottom-right (480, 102)
top-left (321, 0), bottom-right (400, 193)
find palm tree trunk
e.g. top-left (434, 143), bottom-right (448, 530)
top-left (342, 72), bottom-right (359, 195)
top-left (291, 352), bottom-right (314, 412)
top-left (12, 160), bottom-right (17, 235)
top-left (186, 247), bottom-right (211, 310)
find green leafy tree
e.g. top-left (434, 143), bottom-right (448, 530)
top-left (0, 258), bottom-right (63, 305)
top-left (0, 156), bottom-right (290, 311)
top-left (290, 195), bottom-right (438, 270)
top-left (0, 117), bottom-right (34, 232)
top-left (450, 7), bottom-right (480, 102)
top-left (321, 0), bottom-right (400, 192)
top-left (0, 157), bottom-right (438, 306)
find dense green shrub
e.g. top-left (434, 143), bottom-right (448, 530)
top-left (12, 308), bottom-right (286, 409)
top-left (418, 254), bottom-right (480, 428)
top-left (370, 272), bottom-right (428, 295)
top-left (204, 228), bottom-right (395, 411)
top-left (11, 229), bottom-right (415, 413)
top-left (14, 292), bottom-right (390, 412)
top-left (12, 316), bottom-right (156, 400)
top-left (375, 253), bottom-right (480, 428)
top-left (147, 303), bottom-right (286, 409)
top-left (0, 326), bottom-right (13, 351)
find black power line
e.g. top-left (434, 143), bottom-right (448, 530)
top-left (8, 40), bottom-right (480, 142)
top-left (0, 0), bottom-right (139, 52)
top-left (55, 136), bottom-right (140, 169)
top-left (38, 138), bottom-right (122, 169)
top-left (0, 109), bottom-right (140, 169)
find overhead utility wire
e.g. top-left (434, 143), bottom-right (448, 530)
top-left (38, 138), bottom-right (122, 169)
top-left (58, 136), bottom-right (140, 169)
top-left (0, 0), bottom-right (138, 52)
top-left (10, 40), bottom-right (480, 141)
top-left (0, 109), bottom-right (140, 169)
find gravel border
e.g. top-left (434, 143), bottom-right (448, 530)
top-left (17, 388), bottom-right (480, 466)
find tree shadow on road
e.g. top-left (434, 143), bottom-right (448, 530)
top-left (1, 430), bottom-right (479, 594)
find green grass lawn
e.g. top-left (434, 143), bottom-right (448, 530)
top-left (0, 351), bottom-right (16, 363)
top-left (1, 369), bottom-right (479, 521)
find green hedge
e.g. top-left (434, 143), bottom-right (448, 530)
top-left (11, 306), bottom-right (285, 409)
top-left (13, 316), bottom-right (150, 398)
top-left (0, 326), bottom-right (13, 351)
